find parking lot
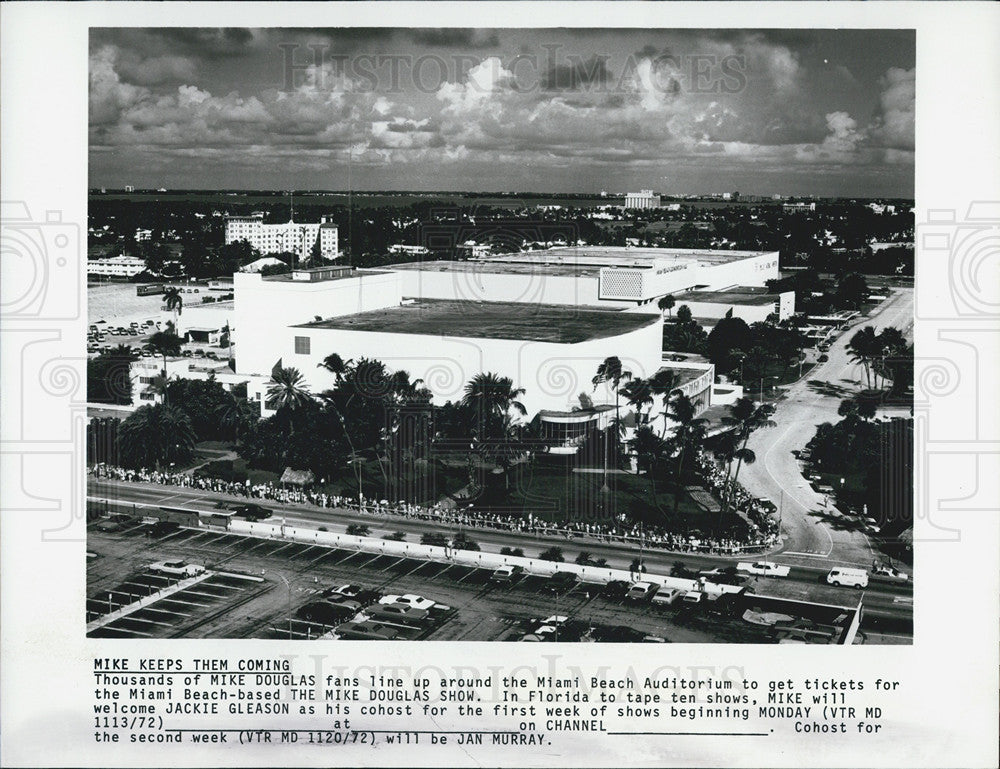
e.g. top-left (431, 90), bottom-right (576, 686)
top-left (87, 520), bottom-right (780, 642)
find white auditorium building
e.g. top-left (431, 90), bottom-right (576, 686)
top-left (232, 246), bottom-right (782, 447)
top-left (224, 212), bottom-right (340, 263)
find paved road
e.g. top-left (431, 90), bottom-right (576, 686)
top-left (739, 289), bottom-right (914, 568)
top-left (87, 478), bottom-right (912, 624)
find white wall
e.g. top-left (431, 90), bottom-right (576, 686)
top-left (394, 268), bottom-right (613, 307)
top-left (282, 318), bottom-right (663, 417)
top-left (674, 299), bottom-right (775, 324)
top-left (234, 270), bottom-right (402, 377)
top-left (697, 251), bottom-right (780, 290)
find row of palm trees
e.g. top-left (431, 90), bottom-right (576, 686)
top-left (847, 325), bottom-right (907, 391)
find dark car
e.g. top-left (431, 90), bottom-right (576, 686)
top-left (698, 566), bottom-right (744, 586)
top-left (335, 620), bottom-right (401, 640)
top-left (232, 503), bottom-right (272, 522)
top-left (95, 520), bottom-right (123, 533)
top-left (144, 520), bottom-right (179, 537)
top-left (599, 580), bottom-right (631, 601)
top-left (324, 598), bottom-right (363, 615)
top-left (365, 604), bottom-right (430, 625)
top-left (322, 585), bottom-right (381, 605)
top-left (296, 601), bottom-right (358, 625)
top-left (542, 572), bottom-right (578, 594)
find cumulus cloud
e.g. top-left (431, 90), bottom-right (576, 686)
top-left (870, 67), bottom-right (914, 151)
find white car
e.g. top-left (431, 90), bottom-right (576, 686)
top-left (379, 594), bottom-right (436, 612)
top-left (626, 581), bottom-right (658, 600)
top-left (491, 565), bottom-right (524, 583)
top-left (872, 565), bottom-right (908, 582)
top-left (147, 560), bottom-right (205, 578)
top-left (736, 561), bottom-right (791, 578)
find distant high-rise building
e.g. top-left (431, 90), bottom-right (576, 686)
top-left (225, 212), bottom-right (340, 263)
top-left (624, 190), bottom-right (661, 209)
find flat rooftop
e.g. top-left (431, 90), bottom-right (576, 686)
top-left (656, 365), bottom-right (708, 388)
top-left (262, 268), bottom-right (391, 283)
top-left (388, 259), bottom-right (604, 278)
top-left (389, 247), bottom-right (775, 277)
top-left (674, 289), bottom-right (780, 306)
top-left (487, 246), bottom-right (774, 267)
top-left (295, 299), bottom-right (660, 343)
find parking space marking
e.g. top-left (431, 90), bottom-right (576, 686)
top-left (381, 557), bottom-right (406, 573)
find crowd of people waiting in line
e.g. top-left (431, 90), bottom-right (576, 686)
top-left (89, 458), bottom-right (779, 556)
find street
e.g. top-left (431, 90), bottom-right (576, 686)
top-left (739, 288), bottom-right (914, 567)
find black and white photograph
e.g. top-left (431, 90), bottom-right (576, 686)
top-left (85, 27), bottom-right (915, 644)
top-left (1, 3), bottom-right (998, 768)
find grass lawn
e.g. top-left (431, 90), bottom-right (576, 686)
top-left (469, 461), bottom-right (713, 528)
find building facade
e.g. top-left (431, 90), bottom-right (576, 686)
top-left (624, 190), bottom-right (661, 209)
top-left (87, 256), bottom-right (148, 278)
top-left (225, 213), bottom-right (340, 262)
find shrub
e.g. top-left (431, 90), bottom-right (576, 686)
top-left (539, 546), bottom-right (565, 562)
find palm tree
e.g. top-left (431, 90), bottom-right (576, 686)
top-left (658, 294), bottom-right (676, 318)
top-left (592, 356), bottom-right (633, 487)
top-left (620, 377), bottom-right (654, 427)
top-left (648, 368), bottom-right (679, 436)
top-left (318, 352), bottom-right (352, 383)
top-left (665, 391), bottom-right (707, 514)
top-left (118, 403), bottom-right (197, 470)
top-left (143, 374), bottom-right (171, 403)
top-left (216, 389), bottom-right (257, 441)
top-left (461, 372), bottom-right (527, 423)
top-left (848, 326), bottom-right (879, 390)
top-left (721, 396), bottom-right (776, 513)
top-left (143, 330), bottom-right (183, 403)
top-left (874, 326), bottom-right (907, 388)
top-left (460, 373), bottom-right (527, 492)
top-left (266, 366), bottom-right (312, 414)
top-left (162, 286), bottom-right (183, 328)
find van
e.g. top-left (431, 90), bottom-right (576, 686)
top-left (826, 567), bottom-right (868, 589)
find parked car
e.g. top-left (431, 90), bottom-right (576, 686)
top-left (872, 564), bottom-right (908, 582)
top-left (626, 581), bottom-right (659, 601)
top-left (491, 565), bottom-right (524, 583)
top-left (335, 620), bottom-right (401, 640)
top-left (364, 604), bottom-right (430, 625)
top-left (95, 520), bottom-right (123, 533)
top-left (323, 585), bottom-right (382, 605)
top-left (147, 560), bottom-right (205, 577)
top-left (599, 580), bottom-right (631, 601)
top-left (324, 598), bottom-right (363, 614)
top-left (651, 588), bottom-right (684, 607)
top-left (379, 594), bottom-right (436, 612)
top-left (297, 601), bottom-right (358, 625)
top-left (144, 520), bottom-right (179, 537)
top-left (542, 572), bottom-right (578, 594)
top-left (736, 561), bottom-right (791, 578)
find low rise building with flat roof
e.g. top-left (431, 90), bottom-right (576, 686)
top-left (388, 246), bottom-right (780, 310)
top-left (672, 285), bottom-right (795, 323)
top-left (246, 298), bottom-right (663, 421)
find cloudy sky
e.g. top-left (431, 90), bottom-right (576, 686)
top-left (90, 28), bottom-right (915, 196)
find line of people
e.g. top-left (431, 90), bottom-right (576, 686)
top-left (89, 461), bottom-right (778, 556)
